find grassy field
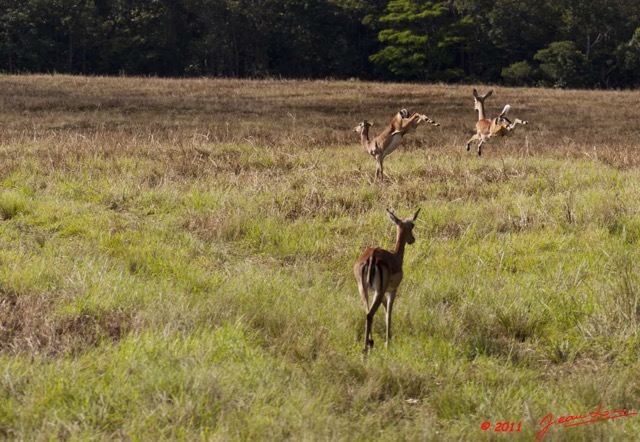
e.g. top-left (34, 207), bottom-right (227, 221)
top-left (0, 75), bottom-right (639, 440)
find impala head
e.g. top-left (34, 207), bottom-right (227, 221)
top-left (353, 120), bottom-right (373, 134)
top-left (472, 88), bottom-right (493, 114)
top-left (387, 208), bottom-right (420, 244)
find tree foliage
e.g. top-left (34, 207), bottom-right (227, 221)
top-left (369, 0), bottom-right (468, 81)
top-left (0, 0), bottom-right (638, 87)
top-left (534, 41), bottom-right (587, 88)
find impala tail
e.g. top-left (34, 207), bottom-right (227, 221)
top-left (366, 255), bottom-right (381, 291)
top-left (499, 104), bottom-right (511, 119)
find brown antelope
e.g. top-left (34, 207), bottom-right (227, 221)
top-left (354, 109), bottom-right (439, 180)
top-left (465, 89), bottom-right (528, 156)
top-left (353, 208), bottom-right (420, 353)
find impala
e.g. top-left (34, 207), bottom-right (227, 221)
top-left (354, 109), bottom-right (439, 180)
top-left (353, 208), bottom-right (420, 353)
top-left (465, 89), bottom-right (528, 156)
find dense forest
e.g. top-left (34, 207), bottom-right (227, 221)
top-left (2, 0), bottom-right (640, 88)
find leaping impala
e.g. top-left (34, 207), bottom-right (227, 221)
top-left (354, 109), bottom-right (439, 180)
top-left (465, 89), bottom-right (528, 156)
top-left (353, 208), bottom-right (420, 354)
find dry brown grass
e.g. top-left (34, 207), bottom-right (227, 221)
top-left (2, 75), bottom-right (639, 167)
top-left (0, 287), bottom-right (126, 356)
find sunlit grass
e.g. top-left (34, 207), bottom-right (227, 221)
top-left (0, 75), bottom-right (639, 440)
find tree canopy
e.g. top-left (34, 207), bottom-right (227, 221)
top-left (1, 0), bottom-right (639, 88)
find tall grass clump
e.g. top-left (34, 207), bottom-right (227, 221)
top-left (0, 191), bottom-right (29, 220)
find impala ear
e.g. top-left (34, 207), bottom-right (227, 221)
top-left (472, 89), bottom-right (479, 98)
top-left (387, 209), bottom-right (401, 225)
top-left (412, 208), bottom-right (421, 222)
top-left (485, 90), bottom-right (494, 98)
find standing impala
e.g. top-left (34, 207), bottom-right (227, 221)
top-left (353, 208), bottom-right (420, 353)
top-left (354, 109), bottom-right (439, 180)
top-left (465, 89), bottom-right (528, 156)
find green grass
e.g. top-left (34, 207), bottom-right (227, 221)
top-left (0, 75), bottom-right (639, 440)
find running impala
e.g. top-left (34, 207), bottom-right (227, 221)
top-left (354, 109), bottom-right (439, 180)
top-left (465, 89), bottom-right (528, 156)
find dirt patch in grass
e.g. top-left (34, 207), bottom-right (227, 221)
top-left (0, 287), bottom-right (127, 356)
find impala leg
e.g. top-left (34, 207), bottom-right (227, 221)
top-left (390, 111), bottom-right (405, 133)
top-left (390, 112), bottom-right (426, 136)
top-left (363, 314), bottom-right (373, 353)
top-left (364, 289), bottom-right (385, 353)
top-left (357, 278), bottom-right (369, 311)
top-left (401, 112), bottom-right (425, 133)
top-left (384, 291), bottom-right (396, 348)
top-left (375, 156), bottom-right (384, 181)
top-left (465, 134), bottom-right (478, 151)
top-left (423, 115), bottom-right (440, 127)
top-left (508, 119), bottom-right (528, 130)
top-left (477, 139), bottom-right (485, 156)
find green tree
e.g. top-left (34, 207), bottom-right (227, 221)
top-left (501, 60), bottom-right (537, 86)
top-left (327, 0), bottom-right (389, 78)
top-left (183, 0), bottom-right (271, 77)
top-left (0, 0), bottom-right (99, 74)
top-left (616, 27), bottom-right (640, 87)
top-left (453, 0), bottom-right (561, 82)
top-left (370, 0), bottom-right (472, 80)
top-left (534, 41), bottom-right (587, 88)
top-left (542, 0), bottom-right (638, 87)
top-left (184, 0), bottom-right (378, 78)
top-left (1, 0), bottom-right (639, 86)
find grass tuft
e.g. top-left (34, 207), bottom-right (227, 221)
top-left (0, 191), bottom-right (29, 220)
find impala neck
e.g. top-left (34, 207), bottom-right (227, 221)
top-left (360, 125), bottom-right (371, 147)
top-left (478, 101), bottom-right (485, 121)
top-left (393, 226), bottom-right (407, 266)
top-left (477, 102), bottom-right (486, 121)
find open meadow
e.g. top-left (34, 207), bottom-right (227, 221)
top-left (1, 75), bottom-right (640, 440)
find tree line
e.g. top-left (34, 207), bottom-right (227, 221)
top-left (2, 0), bottom-right (640, 88)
